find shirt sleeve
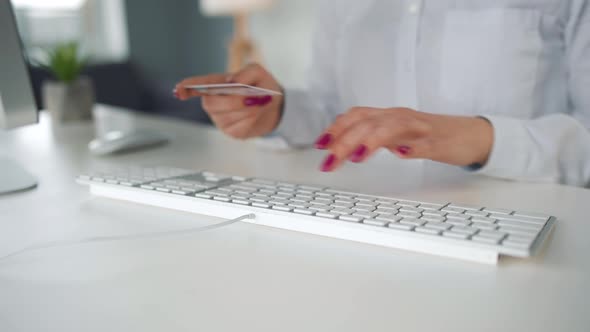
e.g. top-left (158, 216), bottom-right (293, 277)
top-left (473, 1), bottom-right (590, 187)
top-left (273, 1), bottom-right (342, 147)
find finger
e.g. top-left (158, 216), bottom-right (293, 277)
top-left (175, 73), bottom-right (229, 99)
top-left (320, 121), bottom-right (378, 172)
top-left (209, 110), bottom-right (254, 129)
top-left (315, 107), bottom-right (379, 149)
top-left (201, 95), bottom-right (246, 113)
top-left (228, 63), bottom-right (266, 86)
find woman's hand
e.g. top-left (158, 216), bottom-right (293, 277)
top-left (175, 63), bottom-right (283, 139)
top-left (314, 107), bottom-right (494, 171)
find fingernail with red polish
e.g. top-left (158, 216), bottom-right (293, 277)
top-left (314, 133), bottom-right (332, 149)
top-left (244, 97), bottom-right (258, 106)
top-left (349, 144), bottom-right (367, 162)
top-left (258, 95), bottom-right (272, 106)
top-left (397, 145), bottom-right (411, 156)
top-left (320, 154), bottom-right (337, 172)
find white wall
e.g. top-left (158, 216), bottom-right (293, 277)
top-left (249, 0), bottom-right (316, 88)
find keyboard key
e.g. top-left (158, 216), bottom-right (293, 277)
top-left (339, 215), bottom-right (363, 223)
top-left (232, 199), bottom-right (250, 205)
top-left (490, 214), bottom-right (546, 225)
top-left (288, 202), bottom-right (309, 209)
top-left (470, 216), bottom-right (496, 224)
top-left (396, 200), bottom-right (420, 207)
top-left (418, 203), bottom-right (446, 210)
top-left (213, 196), bottom-right (230, 202)
top-left (290, 197), bottom-right (311, 203)
top-left (415, 227), bottom-right (441, 235)
top-left (374, 207), bottom-right (398, 215)
top-left (156, 187), bottom-right (171, 193)
top-left (400, 218), bottom-right (424, 227)
top-left (195, 193), bottom-right (212, 199)
top-left (422, 210), bottom-right (446, 217)
top-left (512, 211), bottom-right (550, 220)
top-left (331, 208), bottom-right (355, 215)
top-left (424, 221), bottom-right (451, 231)
top-left (172, 190), bottom-right (189, 195)
top-left (375, 215), bottom-right (402, 223)
top-left (335, 198), bottom-right (356, 204)
top-left (387, 223), bottom-right (414, 231)
top-left (355, 201), bottom-right (378, 208)
top-left (251, 197), bottom-right (268, 203)
top-left (352, 205), bottom-right (375, 212)
top-left (465, 210), bottom-right (488, 218)
top-left (231, 194), bottom-right (249, 200)
top-left (441, 207), bottom-right (465, 214)
top-left (315, 192), bottom-right (334, 198)
top-left (332, 202), bottom-right (354, 208)
top-left (398, 211), bottom-right (421, 219)
top-left (375, 199), bottom-right (397, 205)
top-left (309, 204), bottom-right (332, 212)
top-left (496, 219), bottom-right (542, 231)
top-left (482, 208), bottom-right (513, 215)
top-left (446, 213), bottom-right (470, 220)
top-left (269, 199), bottom-right (290, 205)
top-left (313, 198), bottom-right (333, 205)
top-left (252, 202), bottom-right (271, 208)
top-left (352, 211), bottom-right (378, 219)
top-left (293, 208), bottom-right (314, 215)
top-left (316, 212), bottom-right (338, 219)
top-left (471, 222), bottom-right (497, 231)
top-left (447, 204), bottom-right (482, 211)
top-left (498, 226), bottom-right (538, 236)
top-left (450, 225), bottom-right (478, 235)
top-left (419, 215), bottom-right (445, 223)
top-left (363, 218), bottom-right (388, 227)
top-left (140, 185), bottom-right (155, 190)
top-left (477, 230), bottom-right (507, 239)
top-left (272, 205), bottom-right (293, 212)
top-left (442, 231), bottom-right (470, 240)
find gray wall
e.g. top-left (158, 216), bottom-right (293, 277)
top-left (124, 0), bottom-right (232, 83)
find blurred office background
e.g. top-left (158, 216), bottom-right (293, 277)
top-left (11, 0), bottom-right (315, 124)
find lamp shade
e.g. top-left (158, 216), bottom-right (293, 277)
top-left (200, 0), bottom-right (273, 16)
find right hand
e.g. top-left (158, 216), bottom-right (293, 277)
top-left (175, 63), bottom-right (284, 139)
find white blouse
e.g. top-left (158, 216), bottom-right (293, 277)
top-left (274, 0), bottom-right (590, 187)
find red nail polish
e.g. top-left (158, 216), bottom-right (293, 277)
top-left (244, 97), bottom-right (258, 106)
top-left (349, 144), bottom-right (367, 162)
top-left (315, 133), bottom-right (332, 149)
top-left (320, 154), bottom-right (337, 172)
top-left (258, 95), bottom-right (272, 106)
top-left (397, 145), bottom-right (411, 156)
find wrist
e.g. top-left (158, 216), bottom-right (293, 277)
top-left (471, 116), bottom-right (494, 165)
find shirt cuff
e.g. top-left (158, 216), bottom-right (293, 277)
top-left (466, 115), bottom-right (531, 180)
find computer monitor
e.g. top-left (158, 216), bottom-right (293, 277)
top-left (0, 0), bottom-right (39, 194)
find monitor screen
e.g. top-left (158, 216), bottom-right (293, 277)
top-left (0, 0), bottom-right (37, 130)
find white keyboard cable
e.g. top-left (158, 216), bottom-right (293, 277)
top-left (0, 213), bottom-right (256, 263)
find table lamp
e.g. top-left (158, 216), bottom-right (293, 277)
top-left (200, 0), bottom-right (273, 72)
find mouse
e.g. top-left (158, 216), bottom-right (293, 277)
top-left (88, 128), bottom-right (169, 155)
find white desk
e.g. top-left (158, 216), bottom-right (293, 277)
top-left (1, 105), bottom-right (589, 332)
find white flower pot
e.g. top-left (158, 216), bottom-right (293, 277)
top-left (42, 76), bottom-right (95, 123)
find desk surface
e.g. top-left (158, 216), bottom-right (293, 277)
top-left (1, 105), bottom-right (589, 332)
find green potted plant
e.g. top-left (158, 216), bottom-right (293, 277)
top-left (39, 42), bottom-right (95, 123)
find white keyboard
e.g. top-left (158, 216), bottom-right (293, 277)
top-left (77, 167), bottom-right (556, 264)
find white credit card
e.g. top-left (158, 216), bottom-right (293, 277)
top-left (184, 83), bottom-right (282, 96)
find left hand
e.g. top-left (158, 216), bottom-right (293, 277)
top-left (314, 107), bottom-right (494, 172)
